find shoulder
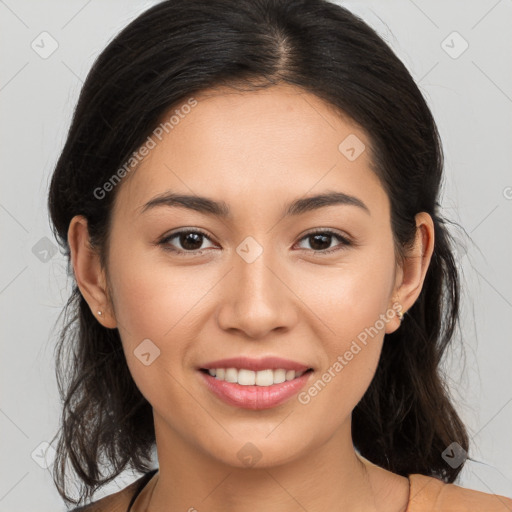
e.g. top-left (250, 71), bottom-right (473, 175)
top-left (408, 473), bottom-right (512, 511)
top-left (68, 470), bottom-right (158, 512)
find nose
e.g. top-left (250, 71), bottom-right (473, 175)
top-left (215, 246), bottom-right (299, 339)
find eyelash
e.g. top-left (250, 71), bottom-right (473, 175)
top-left (157, 228), bottom-right (352, 257)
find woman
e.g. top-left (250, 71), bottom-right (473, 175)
top-left (47, 0), bottom-right (512, 510)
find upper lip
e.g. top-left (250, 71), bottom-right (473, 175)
top-left (200, 356), bottom-right (312, 372)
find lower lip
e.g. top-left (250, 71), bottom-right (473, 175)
top-left (199, 370), bottom-right (313, 410)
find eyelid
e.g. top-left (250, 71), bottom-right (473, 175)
top-left (299, 226), bottom-right (352, 241)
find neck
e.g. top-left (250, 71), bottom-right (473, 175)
top-left (148, 413), bottom-right (384, 512)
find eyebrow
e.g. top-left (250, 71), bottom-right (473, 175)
top-left (139, 190), bottom-right (370, 218)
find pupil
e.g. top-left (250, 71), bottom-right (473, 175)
top-left (181, 232), bottom-right (202, 250)
top-left (310, 234), bottom-right (331, 251)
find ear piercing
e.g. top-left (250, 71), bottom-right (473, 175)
top-left (397, 310), bottom-right (405, 322)
top-left (97, 310), bottom-right (102, 316)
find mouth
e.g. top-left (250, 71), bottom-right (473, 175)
top-left (198, 367), bottom-right (314, 410)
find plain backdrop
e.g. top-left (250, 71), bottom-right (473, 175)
top-left (1, 0), bottom-right (511, 510)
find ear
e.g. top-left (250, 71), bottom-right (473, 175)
top-left (385, 212), bottom-right (435, 334)
top-left (67, 215), bottom-right (117, 329)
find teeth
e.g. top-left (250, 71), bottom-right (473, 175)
top-left (225, 368), bottom-right (238, 383)
top-left (273, 369), bottom-right (286, 384)
top-left (238, 369), bottom-right (255, 385)
top-left (206, 367), bottom-right (308, 386)
top-left (255, 369), bottom-right (273, 386)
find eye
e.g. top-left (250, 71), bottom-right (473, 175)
top-left (158, 229), bottom-right (216, 256)
top-left (157, 228), bottom-right (352, 257)
top-left (295, 229), bottom-right (352, 255)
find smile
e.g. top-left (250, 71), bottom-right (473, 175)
top-left (198, 368), bottom-right (314, 410)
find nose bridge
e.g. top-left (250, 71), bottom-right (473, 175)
top-left (234, 234), bottom-right (282, 307)
top-left (216, 233), bottom-right (296, 337)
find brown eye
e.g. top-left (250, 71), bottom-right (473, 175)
top-left (296, 230), bottom-right (352, 254)
top-left (159, 229), bottom-right (216, 255)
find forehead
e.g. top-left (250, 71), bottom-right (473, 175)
top-left (113, 84), bottom-right (388, 220)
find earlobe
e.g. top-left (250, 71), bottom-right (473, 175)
top-left (385, 293), bottom-right (405, 334)
top-left (67, 215), bottom-right (117, 329)
top-left (385, 212), bottom-right (435, 334)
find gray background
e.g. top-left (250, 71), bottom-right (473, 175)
top-left (1, 0), bottom-right (511, 510)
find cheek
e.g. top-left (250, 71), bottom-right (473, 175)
top-left (107, 250), bottom-right (208, 409)
top-left (107, 243), bottom-right (227, 393)
top-left (296, 246), bottom-right (395, 414)
top-left (108, 246), bottom-right (214, 342)
top-left (298, 243), bottom-right (396, 343)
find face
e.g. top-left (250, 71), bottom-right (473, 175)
top-left (101, 84), bottom-right (404, 468)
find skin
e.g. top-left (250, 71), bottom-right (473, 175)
top-left (68, 83), bottom-right (434, 511)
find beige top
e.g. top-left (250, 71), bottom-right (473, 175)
top-left (75, 463), bottom-right (512, 511)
